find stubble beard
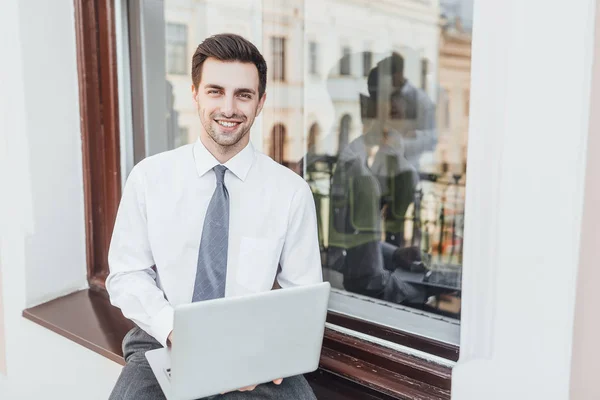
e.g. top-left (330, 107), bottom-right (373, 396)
top-left (200, 111), bottom-right (252, 150)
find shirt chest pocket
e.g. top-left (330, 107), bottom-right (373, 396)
top-left (235, 236), bottom-right (283, 292)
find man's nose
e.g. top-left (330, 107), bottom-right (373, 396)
top-left (220, 94), bottom-right (236, 117)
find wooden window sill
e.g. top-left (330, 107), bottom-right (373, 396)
top-left (23, 289), bottom-right (451, 400)
top-left (22, 289), bottom-right (133, 365)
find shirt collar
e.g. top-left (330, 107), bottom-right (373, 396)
top-left (193, 138), bottom-right (255, 182)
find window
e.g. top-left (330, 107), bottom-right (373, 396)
top-left (175, 126), bottom-right (188, 149)
top-left (82, 0), bottom-right (474, 397)
top-left (272, 36), bottom-right (286, 82)
top-left (439, 88), bottom-right (451, 130)
top-left (340, 46), bottom-right (351, 75)
top-left (309, 41), bottom-right (318, 75)
top-left (363, 50), bottom-right (372, 77)
top-left (421, 57), bottom-right (429, 90)
top-left (338, 114), bottom-right (351, 152)
top-left (307, 122), bottom-right (320, 153)
top-left (166, 23), bottom-right (187, 75)
top-left (132, 0), bottom-right (471, 356)
top-left (76, 0), bottom-right (122, 289)
top-left (165, 80), bottom-right (180, 149)
top-left (270, 123), bottom-right (286, 163)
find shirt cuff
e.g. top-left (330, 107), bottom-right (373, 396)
top-left (149, 305), bottom-right (174, 348)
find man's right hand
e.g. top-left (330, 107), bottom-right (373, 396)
top-left (167, 331), bottom-right (173, 348)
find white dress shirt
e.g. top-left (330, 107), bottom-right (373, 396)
top-left (106, 140), bottom-right (323, 347)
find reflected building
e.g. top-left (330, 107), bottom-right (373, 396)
top-left (437, 11), bottom-right (472, 173)
top-left (301, 0), bottom-right (441, 170)
top-left (163, 0), bottom-right (441, 170)
top-left (161, 0), bottom-right (469, 316)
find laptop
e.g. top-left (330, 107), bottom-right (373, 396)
top-left (145, 282), bottom-right (331, 400)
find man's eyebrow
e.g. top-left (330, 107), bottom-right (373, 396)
top-left (234, 88), bottom-right (256, 95)
top-left (203, 85), bottom-right (256, 95)
top-left (204, 84), bottom-right (225, 90)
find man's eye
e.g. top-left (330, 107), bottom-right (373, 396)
top-left (239, 94), bottom-right (252, 99)
top-left (208, 90), bottom-right (220, 95)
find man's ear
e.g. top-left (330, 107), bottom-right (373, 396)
top-left (256, 92), bottom-right (267, 116)
top-left (191, 84), bottom-right (199, 104)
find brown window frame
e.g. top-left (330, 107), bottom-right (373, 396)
top-left (75, 0), bottom-right (122, 291)
top-left (74, 1), bottom-right (457, 398)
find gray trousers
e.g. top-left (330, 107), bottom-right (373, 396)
top-left (109, 327), bottom-right (317, 400)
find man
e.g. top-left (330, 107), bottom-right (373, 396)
top-left (314, 52), bottom-right (435, 305)
top-left (340, 52), bottom-right (437, 248)
top-left (367, 52), bottom-right (437, 171)
top-left (107, 33), bottom-right (322, 400)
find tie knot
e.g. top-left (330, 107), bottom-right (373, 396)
top-left (213, 165), bottom-right (227, 184)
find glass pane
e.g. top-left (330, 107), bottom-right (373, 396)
top-left (302, 0), bottom-right (472, 332)
top-left (309, 41), bottom-right (318, 75)
top-left (363, 51), bottom-right (372, 77)
top-left (166, 23), bottom-right (187, 75)
top-left (163, 0), bottom-right (264, 152)
top-left (340, 46), bottom-right (351, 75)
top-left (271, 37), bottom-right (286, 82)
top-left (161, 0), bottom-right (473, 341)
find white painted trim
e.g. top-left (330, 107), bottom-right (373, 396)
top-left (0, 258), bottom-right (6, 376)
top-left (454, 0), bottom-right (510, 363)
top-left (569, 1), bottom-right (600, 398)
top-left (452, 0), bottom-right (597, 398)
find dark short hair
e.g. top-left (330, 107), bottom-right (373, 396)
top-left (191, 33), bottom-right (267, 98)
top-left (367, 52), bottom-right (404, 98)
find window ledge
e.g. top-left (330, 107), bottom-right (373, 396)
top-left (23, 289), bottom-right (451, 400)
top-left (22, 288), bottom-right (133, 365)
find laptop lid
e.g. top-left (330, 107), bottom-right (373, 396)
top-left (170, 282), bottom-right (330, 400)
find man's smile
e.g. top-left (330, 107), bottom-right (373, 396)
top-left (214, 119), bottom-right (242, 129)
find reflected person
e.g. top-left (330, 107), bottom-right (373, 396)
top-left (320, 52), bottom-right (430, 305)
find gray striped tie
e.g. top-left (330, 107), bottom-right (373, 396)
top-left (192, 165), bottom-right (229, 302)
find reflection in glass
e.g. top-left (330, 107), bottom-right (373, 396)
top-left (308, 49), bottom-right (466, 319)
top-left (166, 23), bottom-right (188, 75)
top-left (161, 0), bottom-right (472, 323)
top-left (270, 123), bottom-right (286, 163)
top-left (271, 37), bottom-right (286, 82)
top-left (309, 42), bottom-right (318, 75)
top-left (363, 51), bottom-right (372, 77)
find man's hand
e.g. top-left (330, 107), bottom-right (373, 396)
top-left (167, 331), bottom-right (173, 348)
top-left (221, 379), bottom-right (283, 394)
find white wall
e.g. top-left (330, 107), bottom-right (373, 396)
top-left (569, 1), bottom-right (600, 398)
top-left (0, 264), bottom-right (6, 375)
top-left (452, 0), bottom-right (596, 399)
top-left (0, 0), bottom-right (121, 398)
